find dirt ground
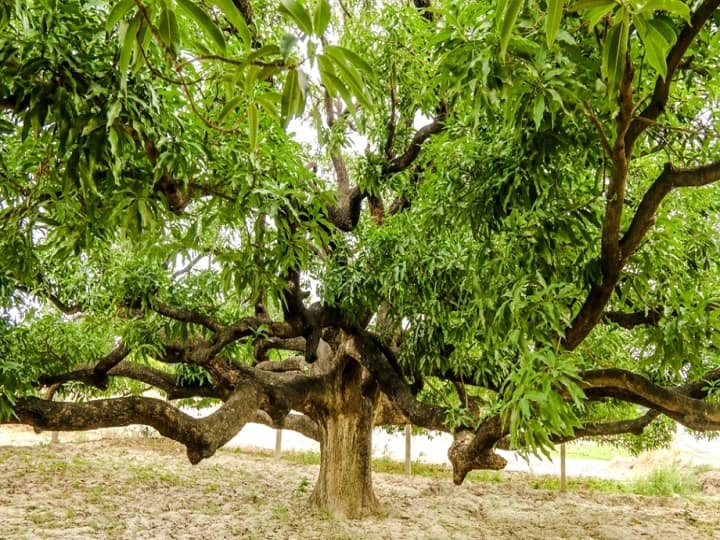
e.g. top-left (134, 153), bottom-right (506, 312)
top-left (1, 431), bottom-right (719, 539)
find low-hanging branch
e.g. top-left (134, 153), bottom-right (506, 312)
top-left (582, 368), bottom-right (720, 431)
top-left (8, 387), bottom-right (264, 464)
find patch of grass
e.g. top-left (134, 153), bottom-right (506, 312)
top-left (127, 463), bottom-right (185, 486)
top-left (203, 501), bottom-right (221, 515)
top-left (234, 446), bottom-right (718, 499)
top-left (631, 466), bottom-right (702, 496)
top-left (26, 508), bottom-right (56, 527)
top-left (292, 476), bottom-right (311, 499)
top-left (203, 482), bottom-right (220, 494)
top-left (248, 448), bottom-right (464, 479)
top-left (466, 470), bottom-right (505, 483)
top-left (271, 503), bottom-right (290, 520)
top-left (527, 475), bottom-right (630, 493)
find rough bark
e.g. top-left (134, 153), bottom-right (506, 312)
top-left (310, 409), bottom-right (380, 518)
top-left (309, 354), bottom-right (381, 518)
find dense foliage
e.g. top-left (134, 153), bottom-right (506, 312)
top-left (1, 0), bottom-right (719, 517)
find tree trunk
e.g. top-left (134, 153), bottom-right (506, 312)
top-left (309, 358), bottom-right (380, 518)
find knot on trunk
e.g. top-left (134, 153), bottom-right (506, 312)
top-left (448, 430), bottom-right (507, 485)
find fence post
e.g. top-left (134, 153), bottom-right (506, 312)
top-left (274, 429), bottom-right (282, 460)
top-left (560, 443), bottom-right (567, 492)
top-left (404, 424), bottom-right (412, 475)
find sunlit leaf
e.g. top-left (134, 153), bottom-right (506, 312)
top-left (279, 0), bottom-right (313, 36)
top-left (545, 0), bottom-right (563, 48)
top-left (176, 0), bottom-right (226, 52)
top-left (213, 0), bottom-right (251, 47)
top-left (313, 0), bottom-right (331, 36)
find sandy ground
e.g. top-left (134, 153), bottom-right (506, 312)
top-left (1, 430), bottom-right (719, 539)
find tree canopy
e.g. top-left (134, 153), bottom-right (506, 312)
top-left (1, 0), bottom-right (720, 518)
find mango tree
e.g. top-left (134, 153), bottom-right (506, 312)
top-left (1, 0), bottom-right (720, 518)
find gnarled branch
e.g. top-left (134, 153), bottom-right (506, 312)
top-left (6, 387), bottom-right (264, 464)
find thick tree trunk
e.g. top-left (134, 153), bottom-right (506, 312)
top-left (309, 358), bottom-right (380, 518)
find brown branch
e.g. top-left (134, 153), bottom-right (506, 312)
top-left (345, 332), bottom-right (447, 431)
top-left (553, 410), bottom-right (661, 443)
top-left (255, 356), bottom-right (307, 372)
top-left (603, 309), bottom-right (662, 329)
top-left (584, 102), bottom-right (612, 158)
top-left (6, 387), bottom-right (264, 464)
top-left (624, 0), bottom-right (720, 157)
top-left (601, 56), bottom-right (634, 278)
top-left (563, 160), bottom-right (720, 350)
top-left (386, 111), bottom-right (446, 173)
top-left (251, 410), bottom-right (320, 441)
top-left (582, 368), bottom-right (720, 430)
top-left (92, 343), bottom-right (131, 382)
top-left (448, 420), bottom-right (508, 485)
top-left (37, 359), bottom-right (219, 400)
top-left (152, 301), bottom-right (223, 332)
top-left (14, 284), bottom-right (83, 315)
top-left (620, 161), bottom-right (720, 260)
top-left (326, 186), bottom-right (365, 231)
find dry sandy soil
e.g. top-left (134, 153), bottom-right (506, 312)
top-left (1, 430), bottom-right (719, 539)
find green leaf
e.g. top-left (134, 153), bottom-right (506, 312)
top-left (213, 0), bottom-right (252, 47)
top-left (107, 0), bottom-right (135, 30)
top-left (499, 0), bottom-right (525, 59)
top-left (320, 62), bottom-right (353, 110)
top-left (119, 14), bottom-right (141, 91)
top-left (248, 102), bottom-right (258, 151)
top-left (568, 0), bottom-right (617, 28)
top-left (280, 33), bottom-right (298, 60)
top-left (567, 0), bottom-right (616, 11)
top-left (647, 15), bottom-right (678, 45)
top-left (218, 96), bottom-right (244, 121)
top-left (545, 0), bottom-right (563, 48)
top-left (158, 8), bottom-right (180, 55)
top-left (532, 93), bottom-right (545, 129)
top-left (248, 45), bottom-right (281, 61)
top-left (176, 0), bottom-right (227, 53)
top-left (313, 0), bottom-right (331, 36)
top-left (256, 93), bottom-right (281, 123)
top-left (325, 44), bottom-right (374, 78)
top-left (323, 46), bottom-right (372, 108)
top-left (281, 68), bottom-right (299, 126)
top-left (601, 11), bottom-right (628, 100)
top-left (279, 0), bottom-right (314, 36)
top-left (638, 0), bottom-right (691, 23)
top-left (635, 16), bottom-right (669, 79)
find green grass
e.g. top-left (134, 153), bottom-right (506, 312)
top-left (631, 466), bottom-right (703, 496)
top-left (236, 447), bottom-right (716, 498)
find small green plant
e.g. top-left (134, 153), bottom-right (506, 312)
top-left (632, 466), bottom-right (702, 496)
top-left (293, 476), bottom-right (310, 499)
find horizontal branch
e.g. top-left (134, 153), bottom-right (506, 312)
top-left (14, 284), bottom-right (83, 315)
top-left (252, 410), bottom-right (319, 441)
top-left (152, 301), bottom-right (223, 332)
top-left (554, 410), bottom-right (661, 443)
top-left (603, 309), bottom-right (662, 329)
top-left (582, 368), bottom-right (720, 430)
top-left (255, 356), bottom-right (307, 372)
top-left (6, 387), bottom-right (264, 464)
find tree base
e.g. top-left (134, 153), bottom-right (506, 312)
top-left (310, 411), bottom-right (380, 519)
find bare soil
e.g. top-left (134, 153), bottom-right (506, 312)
top-left (1, 433), bottom-right (719, 539)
